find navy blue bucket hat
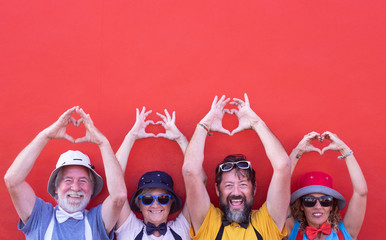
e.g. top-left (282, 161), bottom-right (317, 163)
top-left (130, 171), bottom-right (182, 214)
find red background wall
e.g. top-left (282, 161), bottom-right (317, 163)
top-left (1, 0), bottom-right (385, 238)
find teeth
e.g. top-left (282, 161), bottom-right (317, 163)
top-left (150, 210), bottom-right (162, 213)
top-left (313, 213), bottom-right (322, 217)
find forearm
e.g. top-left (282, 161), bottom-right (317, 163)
top-left (251, 121), bottom-right (290, 172)
top-left (343, 151), bottom-right (367, 196)
top-left (99, 141), bottom-right (127, 203)
top-left (176, 135), bottom-right (188, 154)
top-left (5, 132), bottom-right (50, 188)
top-left (182, 125), bottom-right (207, 178)
top-left (115, 132), bottom-right (136, 172)
top-left (289, 148), bottom-right (300, 175)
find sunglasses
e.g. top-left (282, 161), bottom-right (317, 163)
top-left (218, 160), bottom-right (251, 173)
top-left (139, 194), bottom-right (172, 206)
top-left (302, 196), bottom-right (333, 207)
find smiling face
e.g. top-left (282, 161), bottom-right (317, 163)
top-left (301, 193), bottom-right (332, 228)
top-left (139, 188), bottom-right (172, 226)
top-left (55, 165), bottom-right (93, 213)
top-left (216, 169), bottom-right (255, 224)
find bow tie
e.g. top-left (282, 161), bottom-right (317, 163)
top-left (145, 222), bottom-right (167, 235)
top-left (56, 207), bottom-right (84, 223)
top-left (305, 222), bottom-right (332, 240)
top-left (221, 215), bottom-right (249, 229)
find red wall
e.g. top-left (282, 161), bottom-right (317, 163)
top-left (1, 0), bottom-right (384, 238)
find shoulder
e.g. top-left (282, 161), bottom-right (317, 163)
top-left (115, 212), bottom-right (144, 239)
top-left (18, 197), bottom-right (54, 235)
top-left (251, 202), bottom-right (288, 239)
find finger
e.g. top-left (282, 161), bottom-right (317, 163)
top-left (321, 145), bottom-right (334, 154)
top-left (156, 112), bottom-right (166, 120)
top-left (164, 109), bottom-right (171, 121)
top-left (156, 133), bottom-right (168, 138)
top-left (145, 120), bottom-right (155, 126)
top-left (171, 111), bottom-right (176, 122)
top-left (140, 106), bottom-right (146, 115)
top-left (155, 121), bottom-right (166, 128)
top-left (218, 128), bottom-right (231, 135)
top-left (63, 134), bottom-right (75, 143)
top-left (244, 93), bottom-right (250, 106)
top-left (144, 133), bottom-right (156, 138)
top-left (211, 95), bottom-right (219, 108)
top-left (308, 146), bottom-right (322, 155)
top-left (230, 127), bottom-right (243, 135)
top-left (223, 109), bottom-right (233, 114)
top-left (74, 136), bottom-right (88, 143)
top-left (69, 116), bottom-right (78, 126)
top-left (144, 110), bottom-right (152, 118)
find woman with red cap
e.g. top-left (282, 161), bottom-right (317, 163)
top-left (284, 131), bottom-right (367, 240)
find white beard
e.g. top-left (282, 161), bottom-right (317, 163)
top-left (57, 190), bottom-right (91, 213)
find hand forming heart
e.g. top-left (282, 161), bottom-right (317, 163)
top-left (295, 131), bottom-right (348, 156)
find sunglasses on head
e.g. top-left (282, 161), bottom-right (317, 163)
top-left (218, 160), bottom-right (251, 173)
top-left (302, 195), bottom-right (333, 207)
top-left (139, 194), bottom-right (172, 206)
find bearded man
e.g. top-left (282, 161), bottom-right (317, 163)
top-left (182, 94), bottom-right (291, 239)
top-left (4, 106), bottom-right (126, 240)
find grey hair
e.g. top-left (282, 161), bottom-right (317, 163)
top-left (54, 167), bottom-right (95, 199)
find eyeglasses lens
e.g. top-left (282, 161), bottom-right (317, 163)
top-left (140, 194), bottom-right (171, 206)
top-left (302, 196), bottom-right (333, 207)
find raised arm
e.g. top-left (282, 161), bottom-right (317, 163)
top-left (321, 131), bottom-right (367, 239)
top-left (75, 108), bottom-right (127, 235)
top-left (115, 107), bottom-right (155, 228)
top-left (182, 95), bottom-right (230, 234)
top-left (230, 93), bottom-right (290, 231)
top-left (4, 106), bottom-right (79, 224)
top-left (156, 109), bottom-right (193, 219)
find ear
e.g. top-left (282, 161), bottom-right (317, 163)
top-left (215, 184), bottom-right (220, 197)
top-left (253, 184), bottom-right (257, 197)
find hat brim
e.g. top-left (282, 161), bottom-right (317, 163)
top-left (47, 165), bottom-right (103, 199)
top-left (130, 182), bottom-right (182, 214)
top-left (291, 185), bottom-right (346, 210)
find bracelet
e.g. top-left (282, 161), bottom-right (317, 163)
top-left (296, 153), bottom-right (302, 159)
top-left (338, 150), bottom-right (353, 159)
top-left (197, 123), bottom-right (212, 136)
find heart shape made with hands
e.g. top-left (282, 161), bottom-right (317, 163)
top-left (64, 116), bottom-right (88, 142)
top-left (304, 133), bottom-right (336, 154)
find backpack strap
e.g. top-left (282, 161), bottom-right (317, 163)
top-left (214, 222), bottom-right (263, 240)
top-left (134, 227), bottom-right (145, 240)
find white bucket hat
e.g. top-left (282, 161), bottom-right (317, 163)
top-left (47, 150), bottom-right (103, 199)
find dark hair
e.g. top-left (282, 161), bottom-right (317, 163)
top-left (290, 197), bottom-right (341, 231)
top-left (215, 154), bottom-right (256, 191)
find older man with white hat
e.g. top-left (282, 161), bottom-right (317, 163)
top-left (5, 106), bottom-right (127, 240)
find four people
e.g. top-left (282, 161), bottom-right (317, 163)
top-left (5, 97), bottom-right (368, 239)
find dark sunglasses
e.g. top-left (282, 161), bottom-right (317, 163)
top-left (139, 194), bottom-right (172, 206)
top-left (302, 196), bottom-right (333, 207)
top-left (218, 160), bottom-right (251, 173)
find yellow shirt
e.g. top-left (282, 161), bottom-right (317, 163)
top-left (190, 202), bottom-right (287, 240)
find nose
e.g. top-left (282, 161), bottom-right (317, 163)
top-left (71, 182), bottom-right (81, 192)
top-left (233, 186), bottom-right (241, 195)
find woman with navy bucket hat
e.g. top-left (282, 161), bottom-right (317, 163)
top-left (114, 107), bottom-right (192, 240)
top-left (284, 131), bottom-right (367, 240)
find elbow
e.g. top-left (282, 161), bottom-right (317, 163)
top-left (182, 162), bottom-right (196, 178)
top-left (4, 171), bottom-right (17, 190)
top-left (275, 156), bottom-right (291, 175)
